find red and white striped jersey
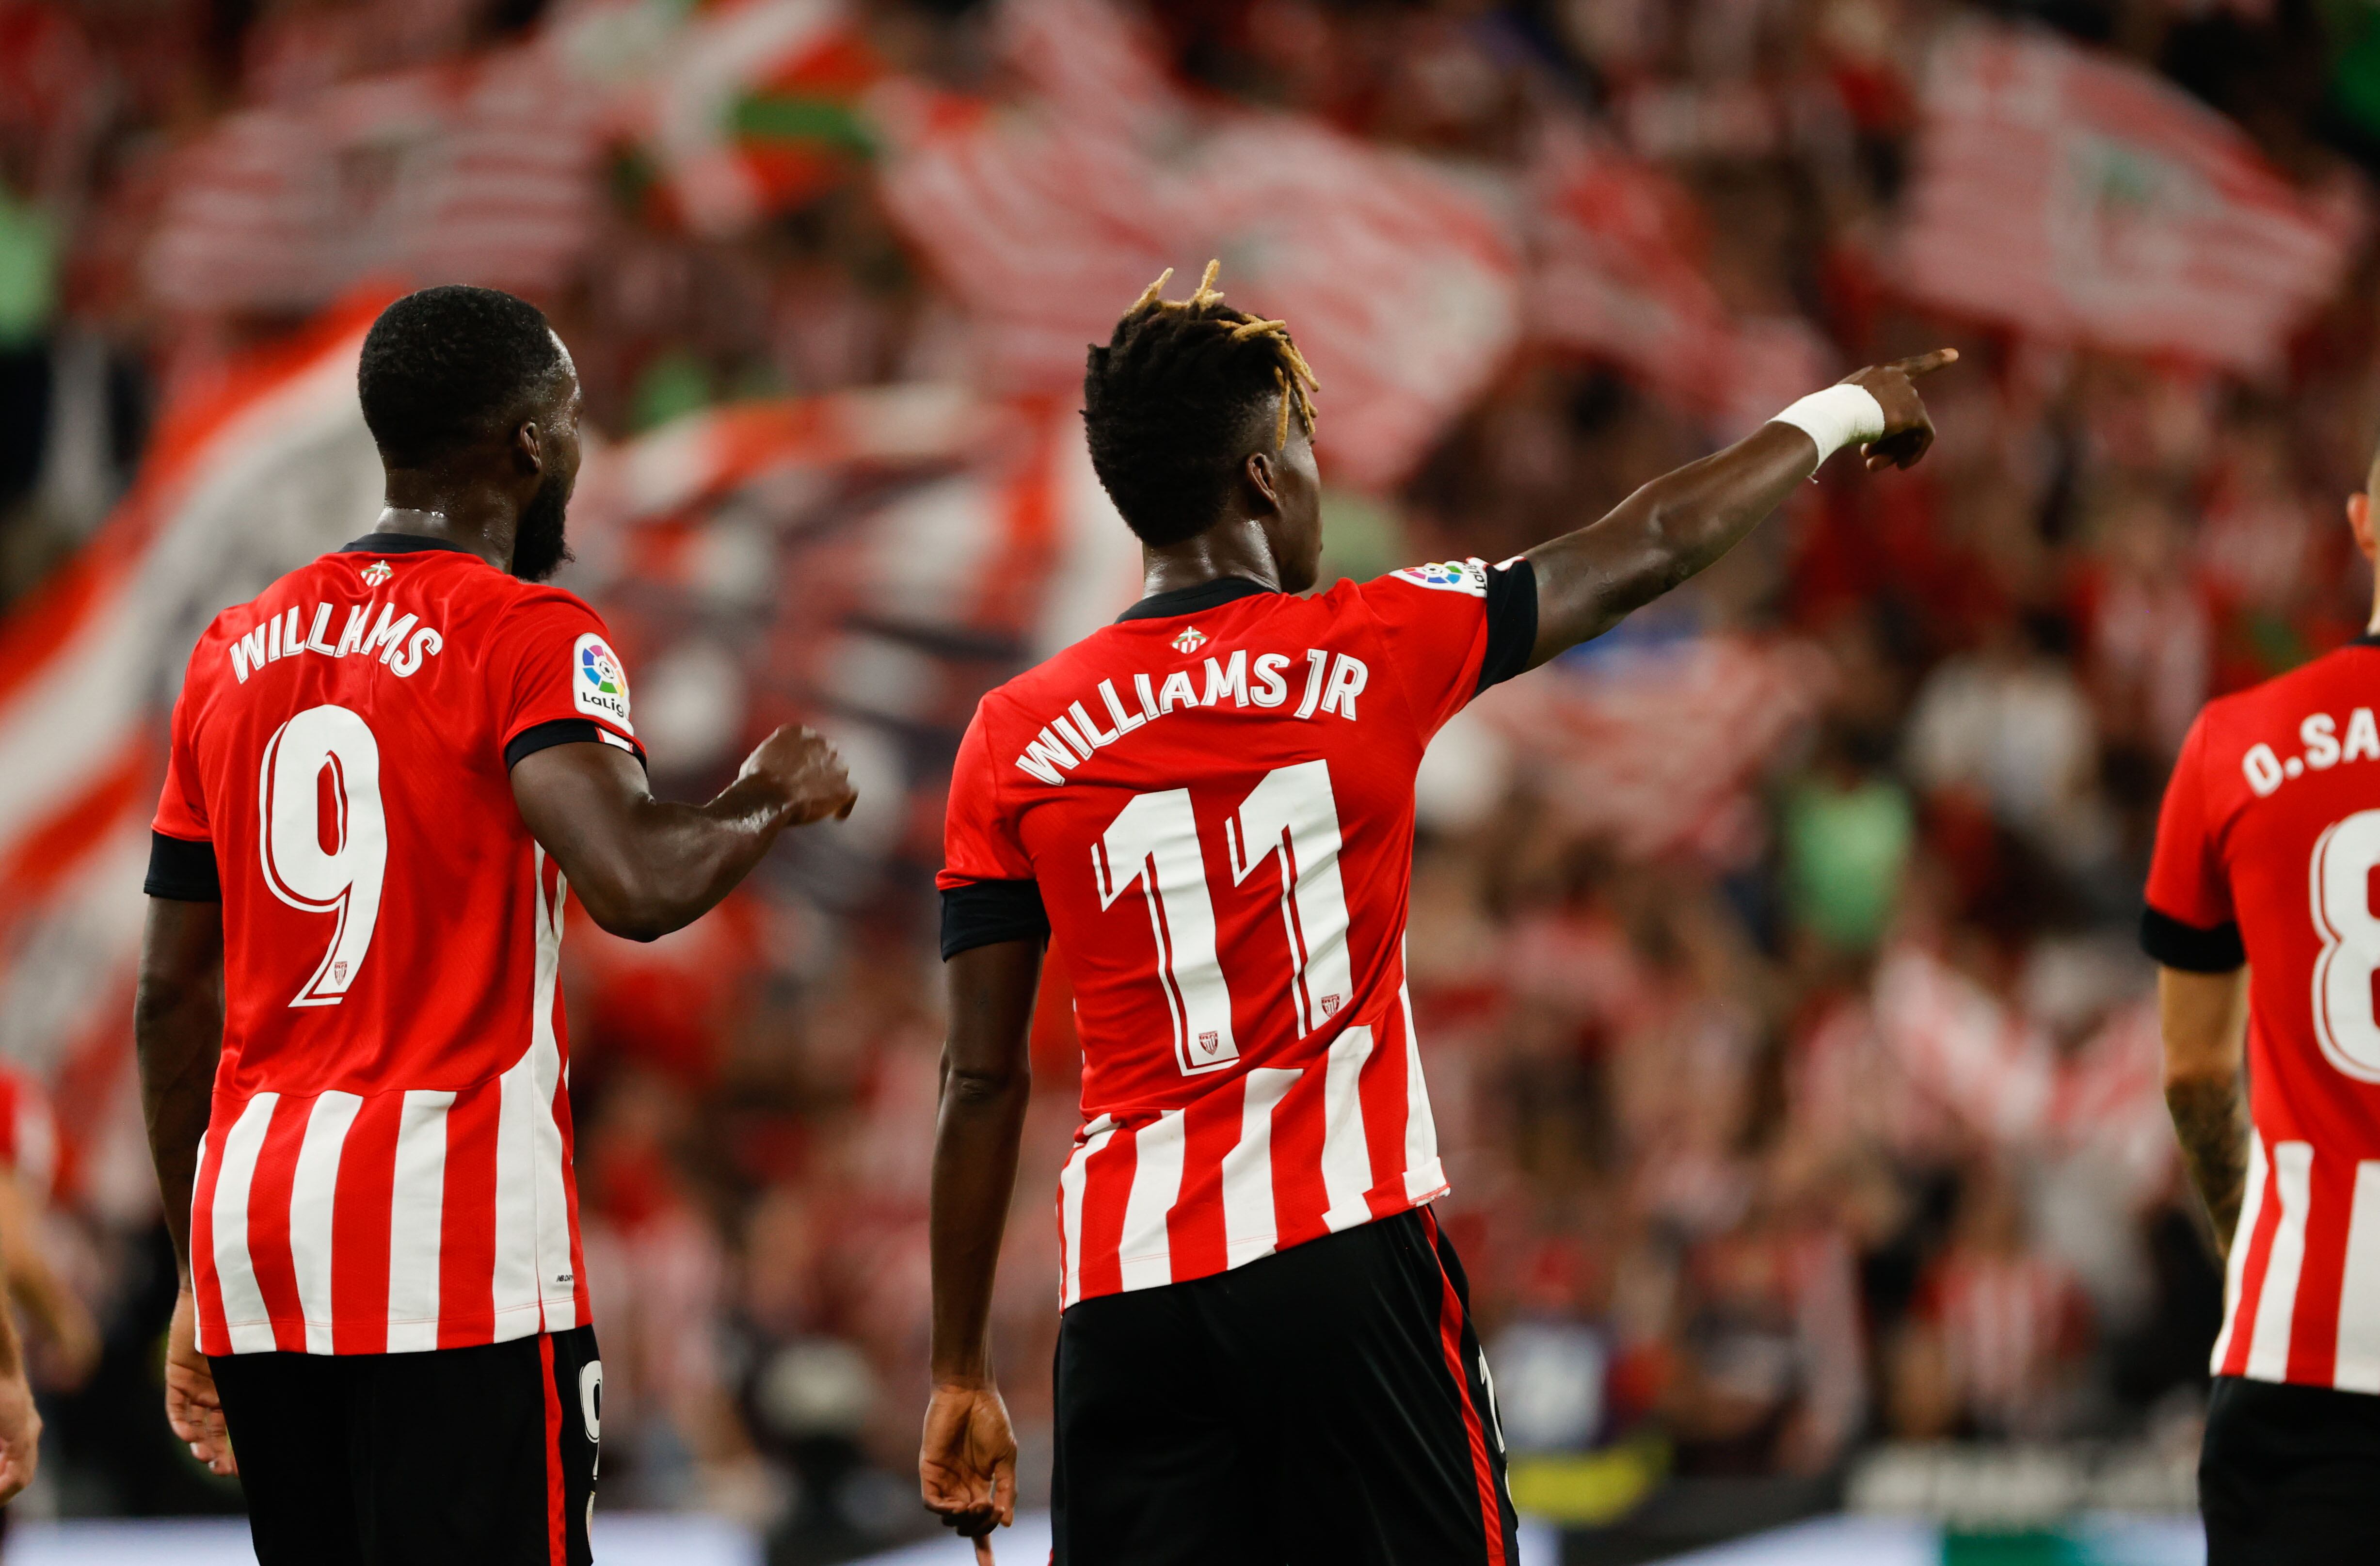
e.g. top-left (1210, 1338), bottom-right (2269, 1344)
top-left (150, 532), bottom-right (645, 1356)
top-left (939, 563), bottom-right (1534, 1308)
top-left (2145, 634), bottom-right (2380, 1391)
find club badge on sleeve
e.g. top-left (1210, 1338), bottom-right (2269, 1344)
top-left (574, 633), bottom-right (634, 733)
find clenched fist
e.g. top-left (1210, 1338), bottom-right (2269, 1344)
top-left (741, 725), bottom-right (858, 827)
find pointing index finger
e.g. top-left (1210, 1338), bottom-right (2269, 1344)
top-left (1886, 348), bottom-right (1959, 379)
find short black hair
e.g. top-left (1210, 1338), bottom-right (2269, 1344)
top-left (358, 286), bottom-right (566, 467)
top-left (1082, 262), bottom-right (1318, 547)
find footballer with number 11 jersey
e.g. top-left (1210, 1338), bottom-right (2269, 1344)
top-left (136, 287), bottom-right (855, 1566)
top-left (918, 261), bottom-right (1955, 1566)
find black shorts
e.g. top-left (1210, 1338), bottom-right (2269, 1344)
top-left (1053, 1206), bottom-right (1519, 1566)
top-left (210, 1326), bottom-right (600, 1566)
top-left (2200, 1374), bottom-right (2380, 1565)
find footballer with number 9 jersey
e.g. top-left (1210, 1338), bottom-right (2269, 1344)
top-left (2144, 442), bottom-right (2380, 1564)
top-left (918, 262), bottom-right (1954, 1565)
top-left (134, 287), bottom-right (856, 1566)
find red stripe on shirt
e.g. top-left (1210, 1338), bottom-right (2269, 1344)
top-left (330, 1091), bottom-right (403, 1354)
top-left (2221, 1144), bottom-right (2288, 1379)
top-left (437, 1080), bottom-right (502, 1348)
top-left (189, 1123), bottom-right (230, 1357)
top-left (1165, 1084), bottom-right (1243, 1281)
top-left (539, 1332), bottom-right (567, 1564)
top-left (243, 1095), bottom-right (312, 1350)
top-left (1075, 1127), bottom-right (1137, 1302)
top-left (2288, 1153), bottom-right (2350, 1387)
top-left (1422, 1208), bottom-right (1506, 1566)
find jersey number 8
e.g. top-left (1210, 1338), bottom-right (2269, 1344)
top-left (258, 704), bottom-right (387, 1008)
top-left (2312, 808), bottom-right (2380, 1082)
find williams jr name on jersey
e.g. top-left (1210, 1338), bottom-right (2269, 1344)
top-left (940, 562), bottom-right (1534, 1309)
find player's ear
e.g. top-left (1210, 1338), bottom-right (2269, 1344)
top-left (1242, 449), bottom-right (1281, 518)
top-left (513, 418), bottom-right (544, 478)
top-left (2350, 492), bottom-right (2376, 563)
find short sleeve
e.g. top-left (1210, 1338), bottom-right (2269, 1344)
top-left (148, 673), bottom-right (224, 899)
top-left (489, 595), bottom-right (648, 770)
top-left (152, 679), bottom-right (210, 843)
top-left (1356, 557), bottom-right (1538, 740)
top-left (2142, 711), bottom-right (2243, 972)
top-left (937, 702), bottom-right (1048, 959)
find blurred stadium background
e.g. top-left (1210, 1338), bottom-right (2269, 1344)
top-left (5, 0), bottom-right (2380, 1560)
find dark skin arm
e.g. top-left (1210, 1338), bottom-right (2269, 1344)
top-left (919, 939), bottom-right (1040, 1561)
top-left (510, 724), bottom-right (856, 943)
top-left (1523, 352), bottom-right (1956, 664)
top-left (134, 895), bottom-right (237, 1475)
top-left (2160, 965), bottom-right (2252, 1256)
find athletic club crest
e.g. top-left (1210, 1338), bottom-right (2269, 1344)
top-left (1171, 626), bottom-right (1207, 655)
top-left (361, 560), bottom-right (394, 587)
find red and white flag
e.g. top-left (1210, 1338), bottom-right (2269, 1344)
top-left (875, 0), bottom-right (1520, 491)
top-left (145, 40), bottom-right (605, 313)
top-left (0, 299), bottom-right (389, 1209)
top-left (1896, 23), bottom-right (2364, 373)
top-left (1527, 120), bottom-right (1831, 435)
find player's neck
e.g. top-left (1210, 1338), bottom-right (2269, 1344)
top-left (367, 503), bottom-right (512, 574)
top-left (1140, 517), bottom-right (1284, 598)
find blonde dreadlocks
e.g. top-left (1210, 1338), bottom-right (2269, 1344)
top-left (1082, 260), bottom-right (1322, 547)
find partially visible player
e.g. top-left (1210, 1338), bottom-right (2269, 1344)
top-left (135, 286), bottom-right (855, 1565)
top-left (0, 1226), bottom-right (37, 1509)
top-left (2145, 442), bottom-right (2380, 1563)
top-left (0, 1063), bottom-right (98, 1390)
top-left (919, 262), bottom-right (1950, 1564)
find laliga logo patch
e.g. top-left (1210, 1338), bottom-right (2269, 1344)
top-left (573, 633), bottom-right (634, 732)
top-left (361, 560), bottom-right (394, 587)
top-left (1395, 559), bottom-right (1489, 597)
top-left (1171, 625), bottom-right (1208, 655)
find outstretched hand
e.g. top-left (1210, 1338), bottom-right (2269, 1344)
top-left (1841, 348), bottom-right (1958, 472)
top-left (920, 1379), bottom-right (1018, 1564)
top-left (165, 1286), bottom-right (235, 1478)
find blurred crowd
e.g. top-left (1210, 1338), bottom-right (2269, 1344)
top-left (6, 0), bottom-right (2380, 1557)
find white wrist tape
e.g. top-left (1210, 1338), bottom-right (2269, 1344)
top-left (1769, 384), bottom-right (1886, 466)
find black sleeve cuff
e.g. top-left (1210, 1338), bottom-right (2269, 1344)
top-left (2141, 905), bottom-right (2245, 973)
top-left (145, 831), bottom-right (221, 901)
top-left (504, 719), bottom-right (648, 772)
top-left (941, 879), bottom-right (1050, 960)
top-left (1476, 559), bottom-right (1538, 694)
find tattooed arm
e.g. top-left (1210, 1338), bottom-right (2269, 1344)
top-left (2159, 964), bottom-right (2252, 1256)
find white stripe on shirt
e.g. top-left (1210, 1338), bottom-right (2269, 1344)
top-left (1320, 1025), bottom-right (1374, 1231)
top-left (2246, 1139), bottom-right (2314, 1382)
top-left (288, 1092), bottom-right (360, 1354)
top-left (212, 1094), bottom-right (280, 1354)
top-left (1118, 1111), bottom-right (1184, 1291)
top-left (384, 1090), bottom-right (453, 1352)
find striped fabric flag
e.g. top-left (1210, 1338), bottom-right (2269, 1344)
top-left (875, 0), bottom-right (1520, 491)
top-left (1896, 23), bottom-right (2364, 373)
top-left (0, 297), bottom-right (389, 1205)
top-left (1526, 119), bottom-right (1830, 436)
top-left (144, 40), bottom-right (605, 313)
top-left (1469, 633), bottom-right (1834, 865)
top-left (629, 0), bottom-right (882, 236)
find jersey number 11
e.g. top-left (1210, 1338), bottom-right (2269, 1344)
top-left (1092, 759), bottom-right (1355, 1078)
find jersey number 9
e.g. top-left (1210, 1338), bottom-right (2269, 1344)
top-left (259, 704), bottom-right (387, 1008)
